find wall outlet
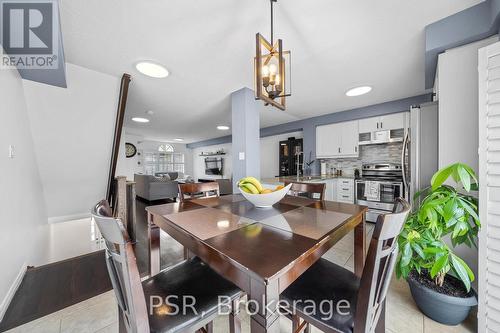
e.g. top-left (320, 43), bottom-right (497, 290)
top-left (239, 152), bottom-right (245, 160)
top-left (8, 145), bottom-right (14, 158)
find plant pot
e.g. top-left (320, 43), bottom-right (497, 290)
top-left (407, 272), bottom-right (477, 325)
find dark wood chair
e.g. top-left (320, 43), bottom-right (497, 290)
top-left (91, 200), bottom-right (242, 333)
top-left (178, 182), bottom-right (220, 202)
top-left (281, 198), bottom-right (411, 333)
top-left (284, 181), bottom-right (326, 201)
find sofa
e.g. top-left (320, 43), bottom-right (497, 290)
top-left (134, 174), bottom-right (179, 201)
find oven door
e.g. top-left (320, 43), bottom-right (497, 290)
top-left (356, 180), bottom-right (402, 203)
top-left (355, 180), bottom-right (403, 222)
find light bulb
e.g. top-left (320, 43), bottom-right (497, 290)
top-left (269, 64), bottom-right (277, 74)
top-left (275, 74), bottom-right (281, 85)
top-left (262, 65), bottom-right (269, 77)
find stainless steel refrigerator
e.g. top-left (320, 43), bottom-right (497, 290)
top-left (402, 101), bottom-right (439, 203)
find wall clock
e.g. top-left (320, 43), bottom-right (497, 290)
top-left (125, 143), bottom-right (137, 158)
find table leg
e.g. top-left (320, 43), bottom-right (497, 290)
top-left (249, 279), bottom-right (280, 333)
top-left (375, 300), bottom-right (386, 333)
top-left (148, 212), bottom-right (160, 276)
top-left (354, 214), bottom-right (366, 277)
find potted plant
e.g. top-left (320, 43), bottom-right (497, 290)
top-left (396, 163), bottom-right (480, 325)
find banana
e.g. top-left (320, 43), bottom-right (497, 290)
top-left (240, 186), bottom-right (252, 193)
top-left (238, 177), bottom-right (263, 193)
top-left (240, 183), bottom-right (260, 194)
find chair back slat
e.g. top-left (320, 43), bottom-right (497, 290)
top-left (92, 200), bottom-right (149, 333)
top-left (354, 198), bottom-right (410, 333)
top-left (284, 181), bottom-right (326, 201)
top-left (178, 182), bottom-right (220, 202)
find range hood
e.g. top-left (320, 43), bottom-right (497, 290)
top-left (358, 129), bottom-right (405, 145)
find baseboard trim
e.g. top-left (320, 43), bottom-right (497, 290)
top-left (48, 212), bottom-right (90, 224)
top-left (0, 263), bottom-right (27, 322)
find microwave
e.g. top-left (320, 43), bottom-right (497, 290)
top-left (358, 128), bottom-right (405, 145)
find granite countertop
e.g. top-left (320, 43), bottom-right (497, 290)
top-left (261, 174), bottom-right (357, 185)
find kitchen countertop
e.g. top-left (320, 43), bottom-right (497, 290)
top-left (261, 175), bottom-right (357, 185)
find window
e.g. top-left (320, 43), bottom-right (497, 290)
top-left (158, 144), bottom-right (174, 153)
top-left (143, 144), bottom-right (185, 175)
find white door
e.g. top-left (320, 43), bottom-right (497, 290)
top-left (340, 120), bottom-right (359, 156)
top-left (358, 117), bottom-right (379, 133)
top-left (380, 113), bottom-right (405, 130)
top-left (478, 41), bottom-right (500, 333)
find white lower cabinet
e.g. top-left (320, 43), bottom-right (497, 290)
top-left (336, 178), bottom-right (355, 203)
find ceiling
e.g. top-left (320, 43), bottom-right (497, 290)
top-left (59, 0), bottom-right (482, 143)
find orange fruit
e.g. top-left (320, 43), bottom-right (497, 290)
top-left (275, 185), bottom-right (285, 191)
top-left (260, 189), bottom-right (273, 194)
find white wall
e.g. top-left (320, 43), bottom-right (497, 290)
top-left (0, 65), bottom-right (49, 317)
top-left (116, 131), bottom-right (193, 181)
top-left (260, 131), bottom-right (303, 179)
top-left (192, 143), bottom-right (232, 180)
top-left (438, 36), bottom-right (498, 173)
top-left (437, 35), bottom-right (498, 281)
top-left (23, 63), bottom-right (120, 222)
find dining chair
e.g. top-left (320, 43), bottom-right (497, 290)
top-left (281, 198), bottom-right (411, 333)
top-left (284, 181), bottom-right (326, 201)
top-left (92, 200), bottom-right (242, 333)
top-left (178, 182), bottom-right (220, 202)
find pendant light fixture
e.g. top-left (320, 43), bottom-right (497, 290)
top-left (254, 0), bottom-right (291, 111)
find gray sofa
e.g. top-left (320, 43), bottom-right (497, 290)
top-left (134, 174), bottom-right (179, 201)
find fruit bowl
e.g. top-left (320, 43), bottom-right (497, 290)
top-left (240, 183), bottom-right (292, 208)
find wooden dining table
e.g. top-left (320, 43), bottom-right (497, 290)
top-left (146, 194), bottom-right (369, 333)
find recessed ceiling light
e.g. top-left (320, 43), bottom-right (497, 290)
top-left (346, 86), bottom-right (372, 97)
top-left (146, 110), bottom-right (154, 115)
top-left (131, 117), bottom-right (150, 123)
top-left (217, 125), bottom-right (230, 130)
top-left (135, 61), bottom-right (169, 78)
top-left (173, 138), bottom-right (184, 142)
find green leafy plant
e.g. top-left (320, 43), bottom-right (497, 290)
top-left (396, 163), bottom-right (480, 292)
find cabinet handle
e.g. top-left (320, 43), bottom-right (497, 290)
top-left (338, 147), bottom-right (341, 153)
top-left (342, 188), bottom-right (349, 191)
top-left (377, 122), bottom-right (379, 129)
top-left (355, 146), bottom-right (358, 153)
top-left (381, 122), bottom-right (383, 128)
top-left (342, 195), bottom-right (349, 198)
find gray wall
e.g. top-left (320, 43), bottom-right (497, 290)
top-left (188, 93), bottom-right (432, 175)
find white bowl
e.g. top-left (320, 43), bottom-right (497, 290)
top-left (239, 183), bottom-right (292, 208)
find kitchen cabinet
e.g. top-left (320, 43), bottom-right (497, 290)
top-left (309, 179), bottom-right (337, 201)
top-left (316, 120), bottom-right (359, 158)
top-left (358, 113), bottom-right (406, 133)
top-left (380, 113), bottom-right (406, 131)
top-left (336, 178), bottom-right (355, 203)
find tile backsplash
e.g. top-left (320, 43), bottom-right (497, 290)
top-left (320, 143), bottom-right (403, 175)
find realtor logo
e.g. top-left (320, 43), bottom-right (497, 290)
top-left (1, 0), bottom-right (58, 69)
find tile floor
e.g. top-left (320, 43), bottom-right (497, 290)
top-left (5, 221), bottom-right (476, 333)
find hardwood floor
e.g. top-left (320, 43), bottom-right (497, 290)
top-left (0, 196), bottom-right (183, 332)
top-left (0, 251), bottom-right (111, 332)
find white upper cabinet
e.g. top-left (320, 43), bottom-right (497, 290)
top-left (359, 117), bottom-right (379, 133)
top-left (340, 120), bottom-right (359, 156)
top-left (316, 120), bottom-right (359, 158)
top-left (379, 113), bottom-right (406, 131)
top-left (358, 113), bottom-right (406, 133)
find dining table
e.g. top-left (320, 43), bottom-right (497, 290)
top-left (146, 194), bottom-right (370, 333)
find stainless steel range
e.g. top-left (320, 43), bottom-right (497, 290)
top-left (355, 163), bottom-right (404, 223)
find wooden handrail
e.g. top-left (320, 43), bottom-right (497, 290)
top-left (106, 73), bottom-right (131, 205)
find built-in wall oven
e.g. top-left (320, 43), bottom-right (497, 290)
top-left (355, 163), bottom-right (404, 223)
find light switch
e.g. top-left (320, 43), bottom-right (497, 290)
top-left (239, 152), bottom-right (245, 160)
top-left (8, 145), bottom-right (14, 158)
